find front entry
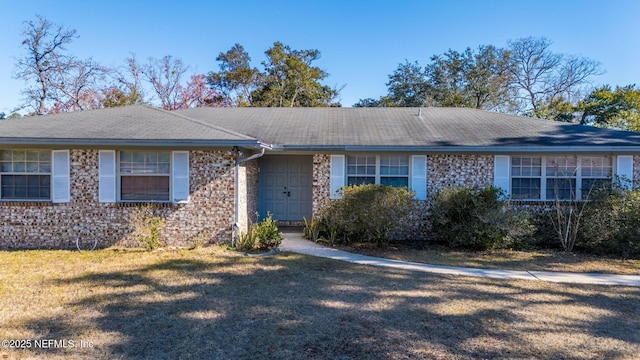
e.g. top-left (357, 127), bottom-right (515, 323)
top-left (259, 156), bottom-right (313, 222)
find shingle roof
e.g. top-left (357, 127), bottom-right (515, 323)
top-left (0, 105), bottom-right (258, 147)
top-left (178, 107), bottom-right (640, 151)
top-left (2, 105), bottom-right (640, 152)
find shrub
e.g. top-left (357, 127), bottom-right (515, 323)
top-left (255, 213), bottom-right (284, 250)
top-left (580, 188), bottom-right (640, 258)
top-left (303, 216), bottom-right (321, 242)
top-left (236, 225), bottom-right (258, 252)
top-left (315, 184), bottom-right (415, 246)
top-left (235, 213), bottom-right (283, 251)
top-left (431, 185), bottom-right (534, 250)
top-left (130, 205), bottom-right (166, 250)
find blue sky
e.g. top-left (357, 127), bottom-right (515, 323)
top-left (1, 0), bottom-right (639, 114)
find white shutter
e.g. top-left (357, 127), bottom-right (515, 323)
top-left (494, 155), bottom-right (511, 196)
top-left (99, 150), bottom-right (117, 203)
top-left (330, 155), bottom-right (345, 199)
top-left (616, 155), bottom-right (634, 189)
top-left (51, 150), bottom-right (70, 203)
top-left (411, 155), bottom-right (427, 200)
top-left (172, 151), bottom-right (190, 203)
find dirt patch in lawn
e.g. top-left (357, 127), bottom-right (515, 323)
top-left (1, 247), bottom-right (639, 359)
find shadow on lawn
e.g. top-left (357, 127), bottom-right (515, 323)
top-left (27, 253), bottom-right (640, 359)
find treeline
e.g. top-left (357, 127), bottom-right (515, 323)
top-left (356, 38), bottom-right (640, 130)
top-left (8, 16), bottom-right (339, 117)
top-left (6, 16), bottom-right (639, 132)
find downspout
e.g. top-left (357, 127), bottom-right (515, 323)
top-left (232, 147), bottom-right (266, 247)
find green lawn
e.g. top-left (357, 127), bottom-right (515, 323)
top-left (1, 247), bottom-right (639, 359)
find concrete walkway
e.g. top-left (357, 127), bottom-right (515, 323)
top-left (279, 231), bottom-right (640, 287)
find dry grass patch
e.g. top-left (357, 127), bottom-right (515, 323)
top-left (0, 247), bottom-right (639, 359)
top-left (342, 243), bottom-right (640, 275)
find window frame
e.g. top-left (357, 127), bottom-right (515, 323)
top-left (117, 150), bottom-right (172, 202)
top-left (346, 154), bottom-right (411, 188)
top-left (510, 155), bottom-right (613, 201)
top-left (0, 149), bottom-right (52, 201)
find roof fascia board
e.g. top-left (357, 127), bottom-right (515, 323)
top-left (272, 145), bottom-right (640, 153)
top-left (0, 138), bottom-right (262, 148)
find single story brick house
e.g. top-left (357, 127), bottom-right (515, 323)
top-left (1, 105), bottom-right (640, 248)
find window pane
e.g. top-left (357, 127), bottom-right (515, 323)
top-left (120, 151), bottom-right (170, 175)
top-left (1, 175), bottom-right (50, 200)
top-left (13, 162), bottom-right (25, 172)
top-left (158, 164), bottom-right (170, 174)
top-left (144, 152), bottom-right (157, 162)
top-left (158, 152), bottom-right (170, 162)
top-left (546, 178), bottom-right (576, 200)
top-left (347, 176), bottom-right (375, 186)
top-left (546, 156), bottom-right (576, 177)
top-left (120, 151), bottom-right (132, 162)
top-left (346, 156), bottom-right (375, 176)
top-left (511, 178), bottom-right (541, 200)
top-left (0, 150), bottom-right (51, 174)
top-left (380, 155), bottom-right (409, 177)
top-left (380, 177), bottom-right (409, 187)
top-left (13, 151), bottom-right (25, 162)
top-left (133, 152), bottom-right (145, 162)
top-left (121, 176), bottom-right (170, 201)
top-left (39, 161), bottom-right (51, 173)
top-left (27, 162), bottom-right (39, 172)
top-left (582, 156), bottom-right (612, 178)
top-left (582, 178), bottom-right (612, 199)
top-left (512, 156), bottom-right (542, 178)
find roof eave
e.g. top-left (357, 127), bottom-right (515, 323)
top-left (272, 144), bottom-right (640, 153)
top-left (0, 138), bottom-right (262, 148)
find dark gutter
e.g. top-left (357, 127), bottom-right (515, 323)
top-left (0, 138), bottom-right (263, 148)
top-left (270, 144), bottom-right (640, 153)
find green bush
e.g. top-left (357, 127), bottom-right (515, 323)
top-left (236, 225), bottom-right (258, 251)
top-left (255, 213), bottom-right (284, 250)
top-left (235, 213), bottom-right (284, 251)
top-left (314, 184), bottom-right (415, 246)
top-left (431, 185), bottom-right (534, 250)
top-left (580, 188), bottom-right (640, 258)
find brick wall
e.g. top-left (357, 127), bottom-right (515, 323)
top-left (426, 154), bottom-right (494, 202)
top-left (312, 154), bottom-right (331, 215)
top-left (0, 149), bottom-right (237, 249)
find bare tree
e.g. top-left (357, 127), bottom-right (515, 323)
top-left (49, 57), bottom-right (106, 112)
top-left (178, 74), bottom-right (225, 109)
top-left (100, 55), bottom-right (146, 108)
top-left (507, 37), bottom-right (601, 120)
top-left (14, 16), bottom-right (77, 114)
top-left (14, 16), bottom-right (106, 114)
top-left (140, 55), bottom-right (188, 110)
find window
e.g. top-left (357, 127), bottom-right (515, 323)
top-left (119, 151), bottom-right (170, 201)
top-left (380, 155), bottom-right (409, 187)
top-left (510, 155), bottom-right (612, 200)
top-left (0, 150), bottom-right (51, 200)
top-left (545, 156), bottom-right (577, 200)
top-left (347, 155), bottom-right (409, 187)
top-left (581, 156), bottom-right (613, 198)
top-left (511, 156), bottom-right (541, 200)
top-left (347, 155), bottom-right (375, 185)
